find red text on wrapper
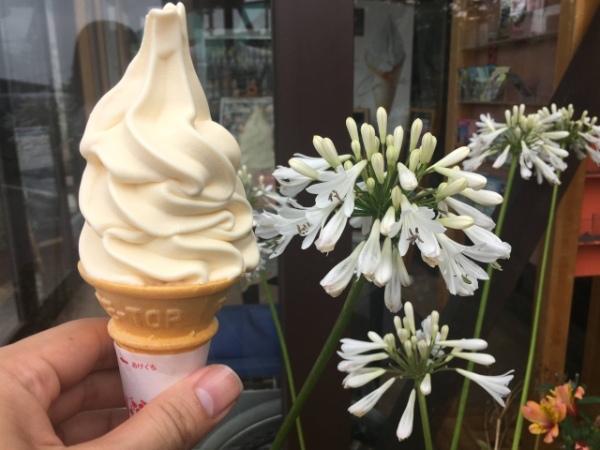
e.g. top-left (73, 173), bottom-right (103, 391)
top-left (125, 396), bottom-right (147, 415)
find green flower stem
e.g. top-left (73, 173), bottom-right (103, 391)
top-left (450, 156), bottom-right (519, 450)
top-left (259, 270), bottom-right (306, 450)
top-left (511, 179), bottom-right (560, 450)
top-left (534, 434), bottom-right (541, 450)
top-left (270, 275), bottom-right (366, 450)
top-left (417, 383), bottom-right (434, 450)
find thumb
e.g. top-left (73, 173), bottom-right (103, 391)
top-left (84, 364), bottom-right (242, 450)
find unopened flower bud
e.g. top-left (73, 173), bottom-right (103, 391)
top-left (386, 146), bottom-right (399, 166)
top-left (418, 340), bottom-right (429, 358)
top-left (404, 302), bottom-right (416, 335)
top-left (408, 148), bottom-right (421, 172)
top-left (403, 340), bottom-right (413, 358)
top-left (384, 333), bottom-right (395, 349)
top-left (398, 328), bottom-right (410, 344)
top-left (397, 162), bottom-right (418, 191)
top-left (437, 215), bottom-right (474, 229)
top-left (351, 140), bottom-right (362, 160)
top-left (380, 206), bottom-right (396, 236)
top-left (409, 119), bottom-right (423, 152)
top-left (394, 315), bottom-right (403, 332)
top-left (366, 177), bottom-right (376, 194)
top-left (346, 117), bottom-right (359, 141)
top-left (420, 133), bottom-right (437, 165)
top-left (392, 186), bottom-right (402, 209)
top-left (386, 135), bottom-right (394, 148)
top-left (361, 123), bottom-right (377, 160)
top-left (322, 138), bottom-right (342, 168)
top-left (436, 178), bottom-right (468, 201)
top-left (440, 325), bottom-right (449, 341)
top-left (428, 146), bottom-right (470, 170)
top-left (411, 335), bottom-right (418, 349)
top-left (371, 153), bottom-right (386, 184)
top-left (377, 107), bottom-right (387, 142)
top-left (461, 187), bottom-right (503, 206)
top-left (289, 158), bottom-right (319, 179)
top-left (430, 311), bottom-right (439, 328)
top-left (393, 126), bottom-right (404, 151)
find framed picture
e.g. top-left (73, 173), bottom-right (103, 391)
top-left (409, 107), bottom-right (437, 136)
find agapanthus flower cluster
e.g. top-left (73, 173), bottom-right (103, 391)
top-left (522, 380), bottom-right (588, 445)
top-left (238, 165), bottom-right (286, 285)
top-left (338, 302), bottom-right (514, 441)
top-left (255, 108), bottom-right (511, 311)
top-left (464, 104), bottom-right (600, 185)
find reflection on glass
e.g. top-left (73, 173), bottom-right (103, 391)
top-left (0, 196), bottom-right (20, 344)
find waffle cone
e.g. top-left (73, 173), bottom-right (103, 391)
top-left (78, 262), bottom-right (238, 355)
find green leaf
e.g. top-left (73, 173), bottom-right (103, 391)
top-left (579, 396), bottom-right (600, 405)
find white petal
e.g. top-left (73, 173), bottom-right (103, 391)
top-left (348, 378), bottom-right (395, 417)
top-left (437, 339), bottom-right (488, 350)
top-left (429, 146), bottom-right (470, 169)
top-left (492, 145), bottom-right (511, 169)
top-left (397, 163), bottom-right (418, 190)
top-left (435, 167), bottom-right (487, 190)
top-left (339, 337), bottom-right (387, 355)
top-left (320, 241), bottom-right (365, 297)
top-left (315, 207), bottom-right (348, 252)
top-left (374, 238), bottom-right (394, 287)
top-left (379, 206), bottom-right (396, 236)
top-left (455, 369), bottom-right (514, 407)
top-left (396, 389), bottom-right (416, 441)
top-left (420, 374), bottom-right (432, 395)
top-left (357, 219), bottom-right (382, 280)
top-left (344, 368), bottom-right (386, 388)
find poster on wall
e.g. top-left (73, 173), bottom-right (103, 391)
top-left (219, 97), bottom-right (275, 174)
top-left (354, 1), bottom-right (414, 131)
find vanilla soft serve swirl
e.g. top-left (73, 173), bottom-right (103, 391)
top-left (79, 3), bottom-right (259, 285)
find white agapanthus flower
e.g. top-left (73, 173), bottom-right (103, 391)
top-left (238, 166), bottom-right (289, 288)
top-left (463, 103), bottom-right (600, 185)
top-left (255, 107), bottom-right (511, 311)
top-left (338, 302), bottom-right (515, 442)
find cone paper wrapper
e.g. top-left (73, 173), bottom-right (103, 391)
top-left (115, 342), bottom-right (210, 416)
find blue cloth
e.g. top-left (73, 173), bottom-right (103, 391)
top-left (207, 304), bottom-right (281, 379)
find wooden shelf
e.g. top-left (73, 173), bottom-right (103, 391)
top-left (461, 31), bottom-right (558, 52)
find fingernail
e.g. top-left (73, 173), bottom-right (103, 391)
top-left (195, 365), bottom-right (242, 418)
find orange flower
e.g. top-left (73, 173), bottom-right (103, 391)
top-left (575, 442), bottom-right (589, 450)
top-left (521, 397), bottom-right (567, 443)
top-left (552, 381), bottom-right (585, 417)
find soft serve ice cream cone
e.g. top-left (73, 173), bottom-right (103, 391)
top-left (77, 3), bottom-right (259, 415)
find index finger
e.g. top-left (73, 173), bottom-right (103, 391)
top-left (0, 318), bottom-right (116, 408)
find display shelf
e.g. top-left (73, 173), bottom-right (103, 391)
top-left (461, 31), bottom-right (558, 52)
top-left (459, 100), bottom-right (547, 107)
top-left (205, 32), bottom-right (271, 41)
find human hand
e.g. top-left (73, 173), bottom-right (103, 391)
top-left (0, 318), bottom-right (242, 450)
